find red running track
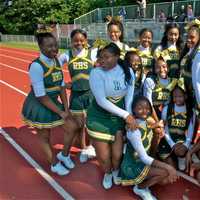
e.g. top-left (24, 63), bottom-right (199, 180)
top-left (0, 46), bottom-right (199, 200)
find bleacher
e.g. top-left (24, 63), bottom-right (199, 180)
top-left (72, 0), bottom-right (200, 46)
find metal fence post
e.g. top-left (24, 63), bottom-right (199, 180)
top-left (153, 3), bottom-right (156, 20)
top-left (172, 2), bottom-right (174, 17)
top-left (193, 0), bottom-right (196, 16)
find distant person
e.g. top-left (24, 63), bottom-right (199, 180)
top-left (187, 4), bottom-right (194, 21)
top-left (118, 7), bottom-right (127, 20)
top-left (158, 10), bottom-right (166, 22)
top-left (136, 0), bottom-right (147, 18)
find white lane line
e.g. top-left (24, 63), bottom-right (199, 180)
top-left (0, 57), bottom-right (69, 73)
top-left (0, 63), bottom-right (28, 74)
top-left (0, 54), bottom-right (31, 63)
top-left (0, 80), bottom-right (75, 199)
top-left (177, 171), bottom-right (200, 187)
top-left (0, 128), bottom-right (75, 200)
top-left (0, 48), bottom-right (38, 57)
top-left (0, 80), bottom-right (28, 96)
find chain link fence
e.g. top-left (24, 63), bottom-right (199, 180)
top-left (74, 0), bottom-right (200, 24)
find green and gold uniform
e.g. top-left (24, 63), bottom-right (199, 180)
top-left (68, 49), bottom-right (93, 114)
top-left (137, 48), bottom-right (154, 75)
top-left (151, 76), bottom-right (177, 117)
top-left (87, 96), bottom-right (125, 143)
top-left (159, 104), bottom-right (191, 159)
top-left (120, 123), bottom-right (153, 185)
top-left (22, 58), bottom-right (65, 129)
top-left (154, 46), bottom-right (180, 78)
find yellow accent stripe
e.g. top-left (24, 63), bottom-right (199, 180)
top-left (22, 115), bottom-right (64, 129)
top-left (39, 59), bottom-right (62, 70)
top-left (70, 109), bottom-right (86, 115)
top-left (44, 67), bottom-right (54, 78)
top-left (39, 59), bottom-right (62, 78)
top-left (169, 128), bottom-right (185, 135)
top-left (107, 96), bottom-right (123, 103)
top-left (46, 86), bottom-right (61, 92)
top-left (68, 49), bottom-right (94, 65)
top-left (87, 128), bottom-right (115, 141)
top-left (121, 166), bottom-right (150, 186)
top-left (72, 73), bottom-right (89, 82)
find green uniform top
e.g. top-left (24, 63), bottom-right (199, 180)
top-left (68, 49), bottom-right (93, 91)
top-left (151, 76), bottom-right (177, 106)
top-left (154, 45), bottom-right (180, 78)
top-left (167, 103), bottom-right (190, 136)
top-left (31, 58), bottom-right (64, 95)
top-left (137, 47), bottom-right (154, 72)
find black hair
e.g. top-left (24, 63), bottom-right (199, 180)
top-left (152, 55), bottom-right (168, 74)
top-left (131, 95), bottom-right (153, 117)
top-left (96, 48), bottom-right (103, 58)
top-left (107, 19), bottom-right (124, 42)
top-left (139, 28), bottom-right (153, 39)
top-left (124, 51), bottom-right (142, 71)
top-left (160, 23), bottom-right (183, 51)
top-left (103, 42), bottom-right (131, 84)
top-left (70, 29), bottom-right (87, 39)
top-left (169, 85), bottom-right (193, 126)
top-left (124, 51), bottom-right (141, 65)
top-left (179, 25), bottom-right (200, 67)
top-left (35, 32), bottom-right (55, 46)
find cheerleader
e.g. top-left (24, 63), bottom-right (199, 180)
top-left (59, 29), bottom-right (96, 163)
top-left (22, 32), bottom-right (81, 175)
top-left (159, 82), bottom-right (194, 171)
top-left (120, 96), bottom-right (178, 200)
top-left (86, 43), bottom-right (136, 189)
top-left (154, 23), bottom-right (183, 78)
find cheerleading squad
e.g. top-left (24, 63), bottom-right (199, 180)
top-left (22, 18), bottom-right (200, 200)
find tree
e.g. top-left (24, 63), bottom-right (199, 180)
top-left (0, 0), bottom-right (71, 34)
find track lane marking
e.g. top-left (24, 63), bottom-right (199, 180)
top-left (0, 81), bottom-right (75, 199)
top-left (0, 128), bottom-right (75, 200)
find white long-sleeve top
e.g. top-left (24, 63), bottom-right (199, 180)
top-left (192, 50), bottom-right (200, 105)
top-left (161, 104), bottom-right (194, 148)
top-left (29, 53), bottom-right (65, 97)
top-left (59, 48), bottom-right (97, 65)
top-left (89, 64), bottom-right (135, 119)
top-left (127, 119), bottom-right (154, 166)
top-left (143, 77), bottom-right (169, 105)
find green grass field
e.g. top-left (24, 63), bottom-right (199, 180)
top-left (0, 41), bottom-right (66, 52)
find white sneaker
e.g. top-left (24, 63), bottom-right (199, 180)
top-left (146, 188), bottom-right (158, 200)
top-left (112, 169), bottom-right (121, 185)
top-left (51, 162), bottom-right (70, 176)
top-left (102, 173), bottom-right (113, 190)
top-left (57, 152), bottom-right (75, 169)
top-left (86, 145), bottom-right (96, 159)
top-left (79, 149), bottom-right (89, 163)
top-left (178, 157), bottom-right (186, 171)
top-left (133, 185), bottom-right (154, 200)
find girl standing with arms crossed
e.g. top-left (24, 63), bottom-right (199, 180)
top-left (154, 23), bottom-right (183, 78)
top-left (22, 32), bottom-right (81, 175)
top-left (86, 43), bottom-right (136, 189)
top-left (120, 96), bottom-right (178, 200)
top-left (59, 29), bottom-right (96, 163)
